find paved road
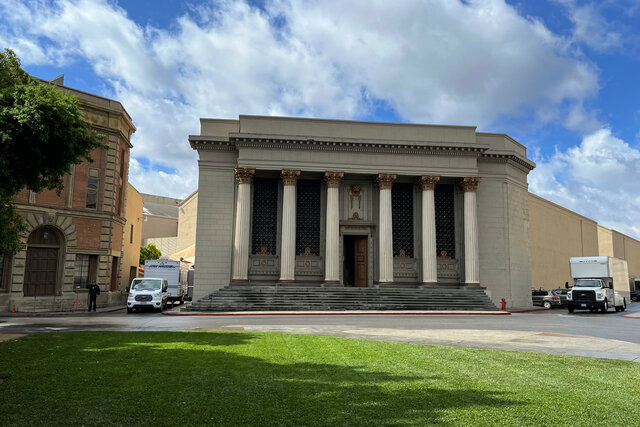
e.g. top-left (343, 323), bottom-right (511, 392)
top-left (1, 303), bottom-right (639, 362)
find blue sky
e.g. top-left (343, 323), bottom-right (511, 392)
top-left (1, 0), bottom-right (640, 238)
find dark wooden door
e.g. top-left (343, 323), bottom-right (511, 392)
top-left (354, 236), bottom-right (367, 287)
top-left (24, 247), bottom-right (58, 296)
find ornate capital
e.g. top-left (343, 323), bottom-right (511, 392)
top-left (234, 168), bottom-right (255, 184)
top-left (375, 173), bottom-right (397, 190)
top-left (324, 171), bottom-right (344, 188)
top-left (419, 175), bottom-right (440, 191)
top-left (281, 169), bottom-right (301, 186)
top-left (460, 177), bottom-right (481, 192)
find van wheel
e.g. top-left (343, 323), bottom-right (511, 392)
top-left (600, 300), bottom-right (608, 313)
top-left (622, 299), bottom-right (627, 312)
top-left (127, 308), bottom-right (133, 314)
top-left (543, 301), bottom-right (552, 309)
top-left (568, 307), bottom-right (574, 313)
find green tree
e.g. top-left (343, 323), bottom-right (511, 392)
top-left (0, 48), bottom-right (105, 255)
top-left (139, 243), bottom-right (162, 265)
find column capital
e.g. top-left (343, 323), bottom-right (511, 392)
top-left (460, 177), bottom-right (481, 192)
top-left (376, 173), bottom-right (397, 190)
top-left (281, 169), bottom-right (301, 186)
top-left (324, 171), bottom-right (344, 188)
top-left (234, 168), bottom-right (255, 184)
top-left (419, 175), bottom-right (440, 191)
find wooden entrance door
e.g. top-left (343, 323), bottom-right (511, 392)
top-left (24, 247), bottom-right (58, 296)
top-left (354, 236), bottom-right (368, 287)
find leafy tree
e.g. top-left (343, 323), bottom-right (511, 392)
top-left (139, 243), bottom-right (162, 265)
top-left (0, 48), bottom-right (106, 255)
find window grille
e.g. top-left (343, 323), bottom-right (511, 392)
top-left (392, 183), bottom-right (414, 257)
top-left (295, 179), bottom-right (321, 255)
top-left (251, 178), bottom-right (279, 254)
top-left (435, 184), bottom-right (455, 258)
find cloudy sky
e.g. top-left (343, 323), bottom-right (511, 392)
top-left (2, 0), bottom-right (640, 238)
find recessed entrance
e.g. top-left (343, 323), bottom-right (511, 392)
top-left (343, 235), bottom-right (367, 287)
top-left (24, 226), bottom-right (61, 296)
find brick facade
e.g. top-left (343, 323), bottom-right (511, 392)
top-left (0, 80), bottom-right (135, 312)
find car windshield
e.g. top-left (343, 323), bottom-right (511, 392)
top-left (574, 279), bottom-right (602, 288)
top-left (131, 279), bottom-right (162, 291)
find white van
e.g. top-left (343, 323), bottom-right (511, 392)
top-left (127, 278), bottom-right (169, 313)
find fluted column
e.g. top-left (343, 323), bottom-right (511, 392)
top-left (461, 177), bottom-right (481, 285)
top-left (419, 175), bottom-right (440, 285)
top-left (279, 169), bottom-right (301, 281)
top-left (324, 171), bottom-right (344, 283)
top-left (376, 173), bottom-right (397, 284)
top-left (232, 168), bottom-right (255, 281)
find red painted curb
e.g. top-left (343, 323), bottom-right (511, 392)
top-left (623, 312), bottom-right (640, 319)
top-left (162, 310), bottom-right (511, 316)
top-left (507, 307), bottom-right (549, 313)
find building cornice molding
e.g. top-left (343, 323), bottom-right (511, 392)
top-left (479, 153), bottom-right (536, 172)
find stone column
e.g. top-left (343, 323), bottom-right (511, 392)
top-left (419, 175), bottom-right (440, 286)
top-left (231, 168), bottom-right (255, 282)
top-left (324, 171), bottom-right (344, 284)
top-left (280, 169), bottom-right (301, 281)
top-left (461, 177), bottom-right (482, 285)
top-left (376, 173), bottom-right (397, 284)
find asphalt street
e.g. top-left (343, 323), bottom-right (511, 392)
top-left (1, 303), bottom-right (639, 362)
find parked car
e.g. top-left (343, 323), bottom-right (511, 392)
top-left (532, 289), bottom-right (562, 309)
top-left (552, 288), bottom-right (569, 307)
top-left (631, 290), bottom-right (640, 302)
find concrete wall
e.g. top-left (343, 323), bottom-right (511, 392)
top-left (142, 216), bottom-right (178, 240)
top-left (529, 194), bottom-right (599, 289)
top-left (143, 237), bottom-right (177, 258)
top-left (177, 190), bottom-right (198, 253)
top-left (120, 183), bottom-right (143, 291)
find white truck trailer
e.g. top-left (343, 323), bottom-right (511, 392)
top-left (567, 256), bottom-right (630, 313)
top-left (144, 257), bottom-right (188, 306)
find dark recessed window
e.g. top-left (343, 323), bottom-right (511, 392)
top-left (392, 183), bottom-right (414, 257)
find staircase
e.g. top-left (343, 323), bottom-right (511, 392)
top-left (187, 284), bottom-right (498, 312)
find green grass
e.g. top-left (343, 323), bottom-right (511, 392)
top-left (0, 332), bottom-right (638, 426)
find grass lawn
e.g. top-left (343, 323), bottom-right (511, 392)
top-left (0, 332), bottom-right (638, 426)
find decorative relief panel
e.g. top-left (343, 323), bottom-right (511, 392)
top-left (344, 184), bottom-right (368, 221)
top-left (295, 179), bottom-right (321, 256)
top-left (435, 184), bottom-right (455, 259)
top-left (392, 183), bottom-right (414, 258)
top-left (251, 178), bottom-right (278, 255)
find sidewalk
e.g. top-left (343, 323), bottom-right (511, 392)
top-left (0, 305), bottom-right (126, 317)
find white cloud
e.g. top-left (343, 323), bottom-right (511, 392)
top-left (530, 128), bottom-right (640, 239)
top-left (0, 0), bottom-right (604, 198)
top-left (553, 0), bottom-right (625, 52)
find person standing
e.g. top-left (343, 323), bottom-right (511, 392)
top-left (88, 281), bottom-right (101, 312)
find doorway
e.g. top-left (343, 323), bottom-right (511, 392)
top-left (24, 227), bottom-right (61, 296)
top-left (343, 235), bottom-right (368, 287)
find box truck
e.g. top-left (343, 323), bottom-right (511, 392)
top-left (144, 257), bottom-right (188, 306)
top-left (567, 256), bottom-right (630, 313)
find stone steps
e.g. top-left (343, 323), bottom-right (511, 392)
top-left (188, 284), bottom-right (497, 311)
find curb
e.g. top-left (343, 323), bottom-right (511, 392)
top-left (162, 310), bottom-right (511, 316)
top-left (507, 307), bottom-right (549, 313)
top-left (623, 312), bottom-right (640, 319)
top-left (0, 306), bottom-right (126, 317)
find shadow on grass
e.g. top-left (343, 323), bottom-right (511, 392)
top-left (0, 331), bottom-right (521, 425)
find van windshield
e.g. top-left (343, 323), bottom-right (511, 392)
top-left (131, 279), bottom-right (162, 291)
top-left (574, 279), bottom-right (602, 288)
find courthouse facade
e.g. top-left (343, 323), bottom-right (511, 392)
top-left (190, 116), bottom-right (536, 307)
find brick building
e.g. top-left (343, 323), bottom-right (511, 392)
top-left (0, 79), bottom-right (135, 312)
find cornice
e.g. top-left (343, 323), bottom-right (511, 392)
top-left (195, 134), bottom-right (490, 156)
top-left (480, 152), bottom-right (536, 171)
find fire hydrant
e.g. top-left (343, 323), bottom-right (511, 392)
top-left (501, 298), bottom-right (507, 311)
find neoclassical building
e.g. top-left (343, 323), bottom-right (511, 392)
top-left (189, 115), bottom-right (536, 307)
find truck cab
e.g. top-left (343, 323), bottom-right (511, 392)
top-left (127, 278), bottom-right (169, 313)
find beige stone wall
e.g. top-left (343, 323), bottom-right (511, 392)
top-left (529, 194), bottom-right (599, 289)
top-left (143, 237), bottom-right (177, 258)
top-left (609, 230), bottom-right (640, 278)
top-left (177, 190), bottom-right (198, 253)
top-left (120, 184), bottom-right (143, 291)
top-left (597, 225), bottom-right (614, 256)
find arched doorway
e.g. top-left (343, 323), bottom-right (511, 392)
top-left (24, 226), bottom-right (62, 296)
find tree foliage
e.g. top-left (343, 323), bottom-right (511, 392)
top-left (0, 48), bottom-right (106, 256)
top-left (139, 243), bottom-right (162, 265)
